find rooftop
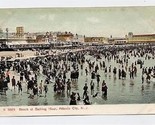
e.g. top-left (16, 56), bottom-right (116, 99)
top-left (133, 34), bottom-right (155, 37)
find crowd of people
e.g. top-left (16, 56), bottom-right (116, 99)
top-left (0, 44), bottom-right (155, 105)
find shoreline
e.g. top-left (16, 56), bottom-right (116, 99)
top-left (0, 48), bottom-right (85, 60)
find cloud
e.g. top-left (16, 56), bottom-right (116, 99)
top-left (38, 15), bottom-right (46, 20)
top-left (48, 14), bottom-right (55, 21)
top-left (86, 17), bottom-right (100, 23)
top-left (6, 11), bottom-right (13, 16)
top-left (38, 14), bottom-right (55, 21)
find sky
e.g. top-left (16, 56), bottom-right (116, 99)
top-left (0, 7), bottom-right (155, 37)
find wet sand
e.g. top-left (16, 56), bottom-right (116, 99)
top-left (0, 49), bottom-right (155, 106)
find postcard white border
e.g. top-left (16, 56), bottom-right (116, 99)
top-left (0, 104), bottom-right (155, 116)
top-left (0, 0), bottom-right (155, 8)
top-left (0, 0), bottom-right (155, 118)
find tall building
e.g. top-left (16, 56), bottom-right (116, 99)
top-left (57, 32), bottom-right (74, 42)
top-left (73, 34), bottom-right (84, 43)
top-left (108, 37), bottom-right (127, 44)
top-left (16, 27), bottom-right (24, 38)
top-left (127, 32), bottom-right (155, 43)
top-left (84, 37), bottom-right (108, 44)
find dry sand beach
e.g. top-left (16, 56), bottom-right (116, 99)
top-left (0, 50), bottom-right (36, 58)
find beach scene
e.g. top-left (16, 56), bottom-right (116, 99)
top-left (0, 7), bottom-right (155, 106)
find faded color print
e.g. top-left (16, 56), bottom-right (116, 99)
top-left (0, 7), bottom-right (155, 116)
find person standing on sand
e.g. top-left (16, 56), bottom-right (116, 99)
top-left (102, 80), bottom-right (108, 97)
top-left (39, 80), bottom-right (43, 96)
top-left (66, 79), bottom-right (71, 94)
top-left (85, 67), bottom-right (88, 76)
top-left (96, 73), bottom-right (100, 85)
top-left (17, 81), bottom-right (22, 94)
top-left (44, 82), bottom-right (48, 97)
top-left (90, 80), bottom-right (94, 95)
top-left (11, 76), bottom-right (16, 90)
top-left (20, 71), bottom-right (24, 82)
top-left (83, 83), bottom-right (88, 98)
top-left (69, 92), bottom-right (77, 105)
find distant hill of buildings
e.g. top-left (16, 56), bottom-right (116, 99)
top-left (0, 27), bottom-right (155, 45)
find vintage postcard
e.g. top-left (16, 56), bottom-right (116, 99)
top-left (0, 7), bottom-right (155, 116)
